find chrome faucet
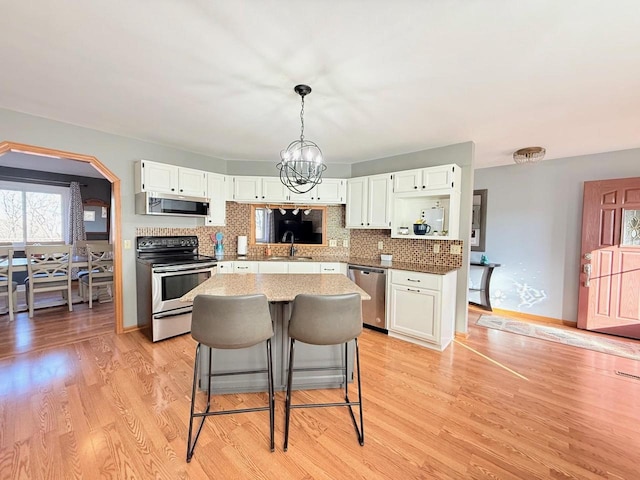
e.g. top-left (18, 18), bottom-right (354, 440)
top-left (282, 230), bottom-right (297, 256)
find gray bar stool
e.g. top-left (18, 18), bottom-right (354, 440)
top-left (284, 293), bottom-right (364, 451)
top-left (187, 294), bottom-right (275, 462)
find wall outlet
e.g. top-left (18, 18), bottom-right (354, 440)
top-left (378, 241), bottom-right (384, 250)
top-left (124, 239), bottom-right (132, 250)
top-left (432, 243), bottom-right (440, 254)
top-left (450, 244), bottom-right (462, 255)
top-left (343, 238), bottom-right (349, 248)
top-left (329, 239), bottom-right (337, 247)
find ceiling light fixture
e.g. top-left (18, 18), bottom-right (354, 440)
top-left (265, 205), bottom-right (273, 213)
top-left (513, 146), bottom-right (546, 164)
top-left (303, 208), bottom-right (312, 215)
top-left (279, 207), bottom-right (286, 215)
top-left (276, 84), bottom-right (326, 194)
top-left (292, 207), bottom-right (300, 215)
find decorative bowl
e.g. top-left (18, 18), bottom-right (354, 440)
top-left (413, 223), bottom-right (428, 235)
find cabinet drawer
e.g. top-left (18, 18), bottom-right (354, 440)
top-left (390, 269), bottom-right (441, 290)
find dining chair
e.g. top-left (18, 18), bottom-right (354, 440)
top-left (75, 240), bottom-right (110, 301)
top-left (24, 244), bottom-right (73, 318)
top-left (79, 243), bottom-right (114, 308)
top-left (187, 294), bottom-right (275, 462)
top-left (0, 247), bottom-right (17, 321)
top-left (283, 293), bottom-right (364, 451)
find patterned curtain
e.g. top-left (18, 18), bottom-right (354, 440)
top-left (66, 182), bottom-right (86, 279)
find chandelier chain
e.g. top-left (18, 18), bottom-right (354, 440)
top-left (299, 95), bottom-right (305, 142)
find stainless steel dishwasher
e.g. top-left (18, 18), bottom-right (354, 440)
top-left (348, 265), bottom-right (387, 332)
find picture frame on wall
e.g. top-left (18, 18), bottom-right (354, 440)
top-left (471, 189), bottom-right (487, 251)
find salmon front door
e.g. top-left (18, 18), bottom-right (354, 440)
top-left (577, 177), bottom-right (640, 339)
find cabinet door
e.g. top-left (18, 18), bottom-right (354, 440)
top-left (367, 174), bottom-right (391, 228)
top-left (312, 179), bottom-right (345, 204)
top-left (345, 177), bottom-right (367, 228)
top-left (258, 261), bottom-right (289, 273)
top-left (262, 177), bottom-right (290, 202)
top-left (140, 160), bottom-right (178, 193)
top-left (389, 284), bottom-right (440, 343)
top-left (178, 167), bottom-right (207, 197)
top-left (421, 165), bottom-right (454, 191)
top-left (233, 177), bottom-right (262, 201)
top-left (287, 262), bottom-right (321, 273)
top-left (205, 173), bottom-right (227, 226)
top-left (319, 262), bottom-right (344, 274)
top-left (217, 261), bottom-right (234, 274)
top-left (392, 169), bottom-right (421, 193)
top-left (233, 262), bottom-right (258, 273)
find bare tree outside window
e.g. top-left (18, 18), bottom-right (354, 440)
top-left (0, 189), bottom-right (23, 242)
top-left (0, 186), bottom-right (65, 243)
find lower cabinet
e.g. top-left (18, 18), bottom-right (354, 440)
top-left (387, 269), bottom-right (457, 351)
top-left (222, 260), bottom-right (347, 275)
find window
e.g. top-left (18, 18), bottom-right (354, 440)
top-left (0, 181), bottom-right (69, 243)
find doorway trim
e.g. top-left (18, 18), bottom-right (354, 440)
top-left (0, 141), bottom-right (124, 334)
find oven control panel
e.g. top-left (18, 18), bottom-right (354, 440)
top-left (137, 235), bottom-right (199, 251)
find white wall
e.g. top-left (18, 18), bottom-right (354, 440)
top-left (473, 147), bottom-right (640, 321)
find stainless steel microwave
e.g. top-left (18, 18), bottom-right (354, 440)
top-left (135, 192), bottom-right (210, 217)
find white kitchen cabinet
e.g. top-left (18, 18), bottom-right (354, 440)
top-left (217, 261), bottom-right (234, 274)
top-left (319, 262), bottom-right (347, 274)
top-left (258, 261), bottom-right (289, 274)
top-left (232, 176), bottom-right (290, 202)
top-left (205, 173), bottom-right (227, 226)
top-left (346, 174), bottom-right (392, 229)
top-left (287, 262), bottom-right (321, 274)
top-left (135, 160), bottom-right (208, 197)
top-left (387, 269), bottom-right (457, 351)
top-left (178, 167), bottom-right (208, 197)
top-left (234, 261), bottom-right (259, 273)
top-left (392, 164), bottom-right (459, 193)
top-left (311, 179), bottom-right (346, 204)
top-left (390, 164), bottom-right (461, 240)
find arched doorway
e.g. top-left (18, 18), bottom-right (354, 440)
top-left (0, 141), bottom-right (123, 333)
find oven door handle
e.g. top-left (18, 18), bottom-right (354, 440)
top-left (153, 264), bottom-right (217, 274)
top-left (153, 308), bottom-right (192, 319)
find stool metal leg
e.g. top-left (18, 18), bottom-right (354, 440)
top-left (283, 338), bottom-right (296, 452)
top-left (187, 341), bottom-right (274, 462)
top-left (266, 338), bottom-right (275, 452)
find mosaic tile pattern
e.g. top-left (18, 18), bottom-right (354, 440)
top-left (136, 203), bottom-right (462, 268)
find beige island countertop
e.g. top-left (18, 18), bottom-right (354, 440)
top-left (181, 273), bottom-right (371, 303)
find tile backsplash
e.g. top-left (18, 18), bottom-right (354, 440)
top-left (136, 203), bottom-right (462, 268)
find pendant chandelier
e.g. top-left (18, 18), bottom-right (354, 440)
top-left (277, 84), bottom-right (326, 194)
top-left (513, 146), bottom-right (546, 164)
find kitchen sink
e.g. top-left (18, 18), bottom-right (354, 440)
top-left (265, 256), bottom-right (313, 261)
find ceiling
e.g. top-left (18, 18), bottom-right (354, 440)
top-left (0, 151), bottom-right (104, 178)
top-left (1, 1), bottom-right (639, 169)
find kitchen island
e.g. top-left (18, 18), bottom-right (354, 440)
top-left (181, 273), bottom-right (370, 394)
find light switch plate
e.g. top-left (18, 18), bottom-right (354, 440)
top-left (329, 239), bottom-right (337, 247)
top-left (378, 241), bottom-right (384, 250)
top-left (432, 243), bottom-right (440, 254)
top-left (124, 239), bottom-right (132, 250)
top-left (450, 244), bottom-right (462, 255)
top-left (343, 238), bottom-right (349, 248)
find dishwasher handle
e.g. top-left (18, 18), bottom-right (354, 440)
top-left (348, 265), bottom-right (386, 275)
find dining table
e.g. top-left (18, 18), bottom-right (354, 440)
top-left (180, 273), bottom-right (370, 395)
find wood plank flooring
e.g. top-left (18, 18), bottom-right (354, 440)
top-left (0, 308), bottom-right (639, 479)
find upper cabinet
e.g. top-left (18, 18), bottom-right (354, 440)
top-left (390, 164), bottom-right (462, 240)
top-left (233, 176), bottom-right (290, 202)
top-left (345, 174), bottom-right (392, 229)
top-left (393, 164), bottom-right (459, 193)
top-left (231, 176), bottom-right (346, 204)
top-left (204, 173), bottom-right (227, 226)
top-left (135, 160), bottom-right (208, 197)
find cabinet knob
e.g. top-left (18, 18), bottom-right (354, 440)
top-left (262, 196), bottom-right (265, 199)
top-left (255, 195), bottom-right (258, 198)
top-left (361, 223), bottom-right (364, 226)
top-left (180, 189), bottom-right (183, 192)
top-left (414, 186), bottom-right (417, 189)
top-left (171, 188), bottom-right (175, 191)
top-left (422, 185), bottom-right (425, 189)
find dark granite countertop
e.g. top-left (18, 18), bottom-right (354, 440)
top-left (214, 255), bottom-right (460, 275)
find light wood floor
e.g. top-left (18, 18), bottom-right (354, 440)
top-left (0, 309), bottom-right (639, 479)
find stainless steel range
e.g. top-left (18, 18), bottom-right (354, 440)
top-left (136, 235), bottom-right (217, 342)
